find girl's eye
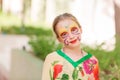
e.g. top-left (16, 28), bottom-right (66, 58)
top-left (60, 32), bottom-right (69, 38)
top-left (71, 27), bottom-right (78, 34)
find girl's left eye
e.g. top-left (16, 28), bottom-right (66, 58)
top-left (71, 27), bottom-right (78, 33)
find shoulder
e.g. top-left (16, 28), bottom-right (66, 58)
top-left (43, 51), bottom-right (57, 65)
top-left (45, 51), bottom-right (57, 60)
top-left (88, 53), bottom-right (99, 62)
top-left (45, 51), bottom-right (59, 58)
top-left (44, 51), bottom-right (62, 61)
top-left (84, 51), bottom-right (98, 62)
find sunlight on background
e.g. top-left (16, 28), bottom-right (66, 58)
top-left (70, 0), bottom-right (115, 51)
top-left (0, 0), bottom-right (120, 79)
top-left (1, 0), bottom-right (116, 49)
top-left (0, 0), bottom-right (117, 70)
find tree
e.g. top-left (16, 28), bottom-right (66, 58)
top-left (0, 0), bottom-right (2, 11)
top-left (114, 0), bottom-right (120, 49)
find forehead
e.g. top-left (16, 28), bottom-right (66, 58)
top-left (56, 19), bottom-right (78, 30)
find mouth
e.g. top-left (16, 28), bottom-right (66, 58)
top-left (70, 39), bottom-right (77, 44)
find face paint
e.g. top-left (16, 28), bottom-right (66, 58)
top-left (71, 27), bottom-right (81, 35)
top-left (77, 36), bottom-right (81, 41)
top-left (64, 38), bottom-right (69, 45)
top-left (57, 20), bottom-right (82, 46)
top-left (60, 32), bottom-right (70, 45)
top-left (60, 31), bottom-right (69, 39)
top-left (65, 26), bottom-right (69, 29)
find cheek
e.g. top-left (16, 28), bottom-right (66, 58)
top-left (74, 32), bottom-right (81, 41)
top-left (64, 39), bottom-right (69, 45)
top-left (72, 32), bottom-right (81, 39)
top-left (62, 36), bottom-right (70, 45)
top-left (77, 36), bottom-right (81, 41)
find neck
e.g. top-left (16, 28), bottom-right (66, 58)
top-left (63, 46), bottom-right (82, 55)
top-left (63, 46), bottom-right (84, 61)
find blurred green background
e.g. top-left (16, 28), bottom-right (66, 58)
top-left (0, 0), bottom-right (120, 80)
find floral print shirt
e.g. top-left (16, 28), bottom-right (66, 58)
top-left (42, 50), bottom-right (99, 80)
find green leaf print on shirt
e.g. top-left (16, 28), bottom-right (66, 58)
top-left (72, 68), bottom-right (79, 80)
top-left (52, 60), bottom-right (59, 66)
top-left (61, 74), bottom-right (69, 80)
top-left (49, 69), bottom-right (53, 80)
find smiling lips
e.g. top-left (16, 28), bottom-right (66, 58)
top-left (70, 39), bottom-right (77, 44)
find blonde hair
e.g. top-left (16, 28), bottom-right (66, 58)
top-left (52, 13), bottom-right (81, 37)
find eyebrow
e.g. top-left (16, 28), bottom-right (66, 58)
top-left (58, 28), bottom-right (67, 35)
top-left (58, 23), bottom-right (79, 35)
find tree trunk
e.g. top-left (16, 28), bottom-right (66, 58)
top-left (0, 0), bottom-right (2, 11)
top-left (114, 0), bottom-right (120, 50)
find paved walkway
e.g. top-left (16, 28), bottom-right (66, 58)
top-left (0, 34), bottom-right (43, 80)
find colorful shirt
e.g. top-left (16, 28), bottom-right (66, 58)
top-left (42, 50), bottom-right (99, 80)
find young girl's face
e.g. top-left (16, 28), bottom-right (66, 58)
top-left (56, 19), bottom-right (82, 48)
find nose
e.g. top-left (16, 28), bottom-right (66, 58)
top-left (69, 33), bottom-right (74, 39)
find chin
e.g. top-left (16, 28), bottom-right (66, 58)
top-left (67, 43), bottom-right (80, 48)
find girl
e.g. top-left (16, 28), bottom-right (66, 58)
top-left (41, 13), bottom-right (99, 80)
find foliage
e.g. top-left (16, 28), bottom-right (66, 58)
top-left (1, 26), bottom-right (52, 36)
top-left (29, 36), bottom-right (62, 60)
top-left (1, 26), bottom-right (62, 60)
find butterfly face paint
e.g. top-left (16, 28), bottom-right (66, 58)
top-left (57, 21), bottom-right (81, 46)
top-left (59, 29), bottom-right (70, 45)
top-left (71, 27), bottom-right (80, 35)
top-left (70, 26), bottom-right (81, 41)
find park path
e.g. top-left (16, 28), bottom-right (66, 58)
top-left (0, 34), bottom-right (43, 80)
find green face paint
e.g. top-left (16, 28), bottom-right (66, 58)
top-left (65, 26), bottom-right (69, 29)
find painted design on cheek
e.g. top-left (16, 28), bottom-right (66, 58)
top-left (77, 36), bottom-right (81, 41)
top-left (70, 27), bottom-right (81, 42)
top-left (59, 30), bottom-right (70, 45)
top-left (64, 38), bottom-right (69, 45)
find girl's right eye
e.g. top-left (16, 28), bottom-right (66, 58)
top-left (60, 32), bottom-right (69, 38)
